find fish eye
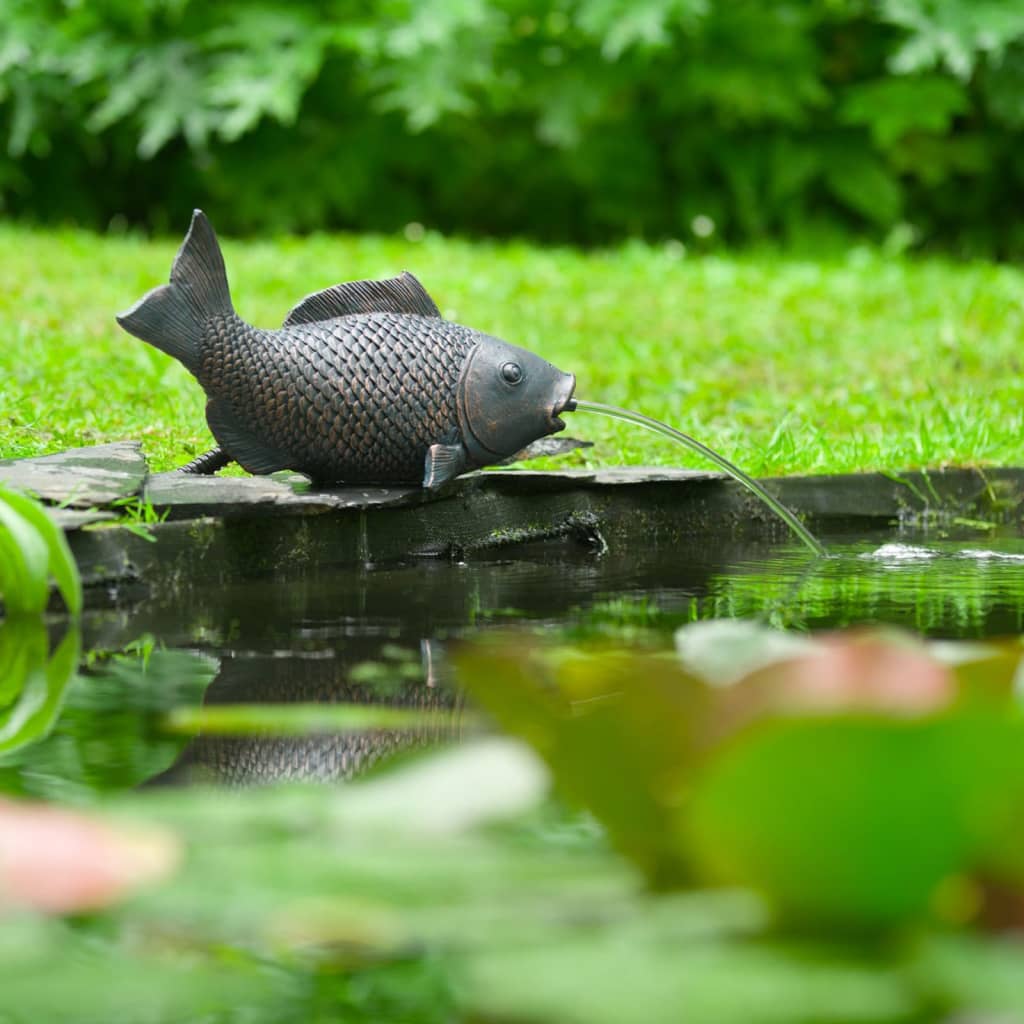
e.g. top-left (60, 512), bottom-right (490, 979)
top-left (500, 362), bottom-right (523, 385)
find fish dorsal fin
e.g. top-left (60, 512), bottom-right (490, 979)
top-left (282, 272), bottom-right (442, 327)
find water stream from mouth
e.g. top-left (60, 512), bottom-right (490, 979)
top-left (566, 399), bottom-right (827, 557)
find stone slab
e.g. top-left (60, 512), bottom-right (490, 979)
top-left (143, 472), bottom-right (421, 520)
top-left (761, 468), bottom-right (1024, 523)
top-left (0, 441), bottom-right (147, 507)
top-left (45, 507), bottom-right (117, 531)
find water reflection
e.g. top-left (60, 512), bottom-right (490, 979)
top-left (0, 644), bottom-right (216, 800)
top-left (4, 524), bottom-right (1024, 795)
top-left (0, 618), bottom-right (79, 756)
top-left (157, 638), bottom-right (462, 786)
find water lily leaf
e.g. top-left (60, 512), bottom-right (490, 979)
top-left (336, 737), bottom-right (548, 835)
top-left (456, 638), bottom-right (712, 884)
top-left (459, 629), bottom-right (1024, 928)
top-left (461, 932), bottom-right (913, 1024)
top-left (911, 933), bottom-right (1024, 1014)
top-left (943, 639), bottom-right (1024, 704)
top-left (685, 706), bottom-right (1023, 928)
top-left (680, 631), bottom-right (1024, 927)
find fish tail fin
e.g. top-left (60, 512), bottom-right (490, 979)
top-left (116, 210), bottom-right (234, 374)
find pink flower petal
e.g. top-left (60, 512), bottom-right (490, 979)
top-left (0, 799), bottom-right (180, 915)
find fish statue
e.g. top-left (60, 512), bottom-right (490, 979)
top-left (117, 210), bottom-right (576, 487)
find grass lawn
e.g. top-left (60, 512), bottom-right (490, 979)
top-left (3, 223), bottom-right (1023, 476)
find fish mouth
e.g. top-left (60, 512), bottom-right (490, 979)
top-left (549, 373), bottom-right (576, 433)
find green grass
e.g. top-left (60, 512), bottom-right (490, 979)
top-left (3, 224), bottom-right (1023, 475)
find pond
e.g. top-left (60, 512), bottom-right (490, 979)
top-left (7, 514), bottom-right (1024, 1024)
top-left (6, 522), bottom-right (1024, 799)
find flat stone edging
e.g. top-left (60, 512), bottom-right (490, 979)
top-left (1, 442), bottom-right (1022, 589)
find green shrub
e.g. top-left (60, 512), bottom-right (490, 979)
top-left (2, 0), bottom-right (1024, 252)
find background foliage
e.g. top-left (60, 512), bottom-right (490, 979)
top-left (3, 0), bottom-right (1024, 253)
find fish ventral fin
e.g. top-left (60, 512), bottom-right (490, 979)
top-left (423, 443), bottom-right (468, 489)
top-left (206, 399), bottom-right (293, 476)
top-left (282, 272), bottom-right (442, 327)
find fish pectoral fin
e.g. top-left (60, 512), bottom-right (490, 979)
top-left (206, 399), bottom-right (293, 476)
top-left (282, 272), bottom-right (442, 326)
top-left (423, 443), bottom-right (469, 489)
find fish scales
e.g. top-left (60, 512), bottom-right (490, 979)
top-left (155, 664), bottom-right (462, 787)
top-left (202, 313), bottom-right (474, 483)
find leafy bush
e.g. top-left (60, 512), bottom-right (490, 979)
top-left (2, 0), bottom-right (1024, 252)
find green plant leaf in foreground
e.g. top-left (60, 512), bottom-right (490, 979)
top-left (686, 712), bottom-right (1019, 928)
top-left (5, 735), bottom-right (1024, 1022)
top-left (0, 619), bottom-right (80, 756)
top-left (0, 495), bottom-right (49, 616)
top-left (5, 767), bottom-right (1024, 1024)
top-left (456, 641), bottom-right (713, 886)
top-left (456, 629), bottom-right (1024, 928)
top-left (0, 488), bottom-right (82, 616)
top-left (0, 488), bottom-right (82, 615)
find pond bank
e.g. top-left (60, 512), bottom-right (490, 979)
top-left (1, 442), bottom-right (1022, 596)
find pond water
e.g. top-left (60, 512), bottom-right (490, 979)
top-left (4, 523), bottom-right (1024, 797)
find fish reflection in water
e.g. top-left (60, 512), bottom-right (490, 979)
top-left (154, 639), bottom-right (462, 787)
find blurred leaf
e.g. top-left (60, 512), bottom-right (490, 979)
top-left (163, 701), bottom-right (467, 737)
top-left (336, 737), bottom-right (548, 835)
top-left (944, 638), bottom-right (1024, 704)
top-left (2, 725), bottom-right (1024, 1020)
top-left (0, 620), bottom-right (79, 755)
top-left (456, 638), bottom-right (713, 884)
top-left (4, 0), bottom-right (1024, 249)
top-left (204, 9), bottom-right (329, 141)
top-left (911, 933), bottom-right (1024, 1013)
top-left (825, 148), bottom-right (903, 225)
top-left (0, 916), bottom-right (287, 1023)
top-left (87, 40), bottom-right (218, 156)
top-left (461, 933), bottom-right (913, 1024)
top-left (0, 490), bottom-right (49, 615)
top-left (882, 0), bottom-right (1024, 79)
top-left (459, 629), bottom-right (1024, 928)
top-left (576, 0), bottom-right (708, 60)
top-left (840, 76), bottom-right (968, 147)
top-left (690, 716), bottom-right (979, 925)
top-left (0, 488), bottom-right (81, 615)
top-left (983, 47), bottom-right (1024, 127)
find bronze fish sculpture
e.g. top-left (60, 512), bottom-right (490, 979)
top-left (117, 211), bottom-right (576, 488)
